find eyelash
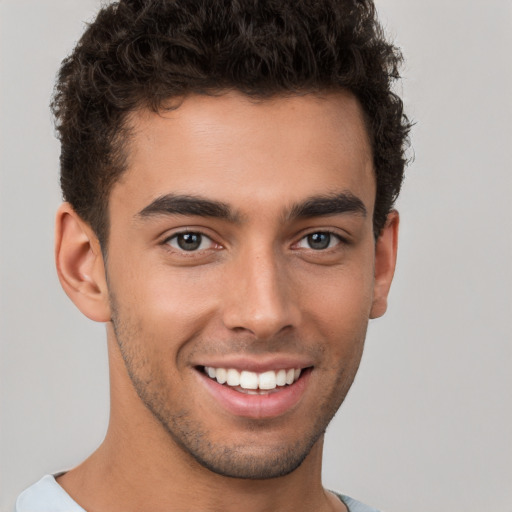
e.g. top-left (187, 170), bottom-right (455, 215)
top-left (162, 229), bottom-right (347, 254)
top-left (163, 231), bottom-right (220, 253)
top-left (294, 230), bottom-right (347, 251)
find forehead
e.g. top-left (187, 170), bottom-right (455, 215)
top-left (112, 91), bottom-right (375, 217)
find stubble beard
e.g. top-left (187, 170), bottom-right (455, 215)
top-left (109, 297), bottom-right (363, 480)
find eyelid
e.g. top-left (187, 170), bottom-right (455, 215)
top-left (161, 228), bottom-right (223, 252)
top-left (292, 229), bottom-right (348, 249)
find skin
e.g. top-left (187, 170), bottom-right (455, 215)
top-left (55, 90), bottom-right (398, 512)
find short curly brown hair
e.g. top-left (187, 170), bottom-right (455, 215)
top-left (52, 0), bottom-right (411, 245)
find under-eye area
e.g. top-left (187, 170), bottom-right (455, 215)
top-left (198, 366), bottom-right (312, 395)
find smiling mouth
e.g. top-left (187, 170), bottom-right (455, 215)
top-left (200, 366), bottom-right (306, 395)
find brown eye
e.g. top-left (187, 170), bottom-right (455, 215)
top-left (167, 232), bottom-right (213, 251)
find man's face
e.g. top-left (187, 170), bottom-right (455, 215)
top-left (104, 91), bottom-right (386, 479)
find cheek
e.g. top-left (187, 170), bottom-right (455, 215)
top-left (112, 261), bottom-right (221, 348)
top-left (298, 263), bottom-right (374, 327)
top-left (293, 260), bottom-right (374, 373)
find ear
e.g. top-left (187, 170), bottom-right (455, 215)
top-left (370, 210), bottom-right (399, 319)
top-left (55, 203), bottom-right (111, 322)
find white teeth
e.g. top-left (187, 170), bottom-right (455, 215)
top-left (215, 367), bottom-right (227, 384)
top-left (276, 369), bottom-right (287, 386)
top-left (239, 371), bottom-right (258, 389)
top-left (226, 368), bottom-right (240, 386)
top-left (258, 370), bottom-right (277, 390)
top-left (204, 366), bottom-right (303, 391)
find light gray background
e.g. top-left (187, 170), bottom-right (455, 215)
top-left (1, 1), bottom-right (511, 510)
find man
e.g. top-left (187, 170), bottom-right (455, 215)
top-left (16, 0), bottom-right (409, 510)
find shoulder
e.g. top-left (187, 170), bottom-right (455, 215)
top-left (15, 475), bottom-right (85, 512)
top-left (333, 491), bottom-right (383, 512)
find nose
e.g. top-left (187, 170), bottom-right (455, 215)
top-left (222, 247), bottom-right (300, 340)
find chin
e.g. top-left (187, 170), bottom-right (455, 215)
top-left (167, 428), bottom-right (321, 480)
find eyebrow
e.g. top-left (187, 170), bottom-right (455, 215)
top-left (286, 192), bottom-right (367, 221)
top-left (136, 191), bottom-right (367, 224)
top-left (137, 194), bottom-right (239, 222)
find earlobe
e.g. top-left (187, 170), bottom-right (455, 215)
top-left (370, 210), bottom-right (399, 319)
top-left (55, 203), bottom-right (111, 322)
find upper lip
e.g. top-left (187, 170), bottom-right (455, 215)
top-left (193, 355), bottom-right (314, 373)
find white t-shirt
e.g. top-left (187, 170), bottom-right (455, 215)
top-left (16, 475), bottom-right (381, 512)
top-left (16, 475), bottom-right (85, 512)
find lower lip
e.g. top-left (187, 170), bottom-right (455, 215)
top-left (198, 369), bottom-right (311, 419)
